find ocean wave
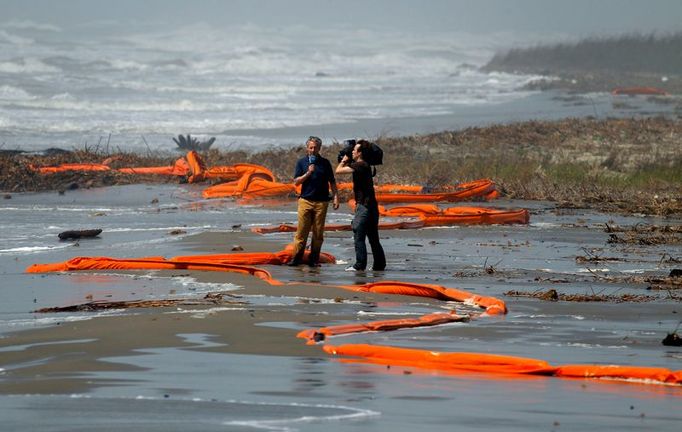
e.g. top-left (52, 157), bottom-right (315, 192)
top-left (0, 29), bottom-right (33, 45)
top-left (0, 57), bottom-right (59, 74)
top-left (0, 310), bottom-right (131, 330)
top-left (0, 394), bottom-right (380, 430)
top-left (0, 85), bottom-right (34, 101)
top-left (0, 244), bottom-right (72, 255)
top-left (2, 20), bottom-right (62, 32)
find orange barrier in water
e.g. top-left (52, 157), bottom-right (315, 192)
top-left (421, 207), bottom-right (529, 225)
top-left (374, 203), bottom-right (529, 225)
top-left (171, 249), bottom-right (335, 265)
top-left (321, 344), bottom-right (682, 386)
top-left (29, 151), bottom-right (275, 185)
top-left (251, 220), bottom-right (427, 234)
top-left (323, 344), bottom-right (558, 375)
top-left (375, 179), bottom-right (498, 203)
top-left (202, 175), bottom-right (296, 199)
top-left (611, 86), bottom-right (668, 96)
top-left (26, 255), bottom-right (280, 284)
top-left (337, 182), bottom-right (425, 194)
top-left (26, 256), bottom-right (278, 283)
top-left (31, 163), bottom-right (113, 174)
top-left (117, 158), bottom-right (191, 176)
top-left (24, 247), bottom-right (339, 285)
top-left (297, 311), bottom-right (469, 344)
top-left (338, 281), bottom-right (507, 315)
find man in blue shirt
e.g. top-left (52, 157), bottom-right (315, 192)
top-left (289, 136), bottom-right (339, 267)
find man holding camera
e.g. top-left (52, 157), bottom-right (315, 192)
top-left (335, 139), bottom-right (386, 272)
top-left (288, 136), bottom-right (339, 267)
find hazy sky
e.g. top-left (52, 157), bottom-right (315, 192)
top-left (2, 0), bottom-right (681, 38)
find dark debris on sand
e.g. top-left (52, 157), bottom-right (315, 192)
top-left (504, 288), bottom-right (660, 303)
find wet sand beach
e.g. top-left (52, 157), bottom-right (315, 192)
top-left (1, 183), bottom-right (681, 431)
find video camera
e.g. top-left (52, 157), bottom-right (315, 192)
top-left (337, 139), bottom-right (356, 163)
top-left (337, 139), bottom-right (383, 166)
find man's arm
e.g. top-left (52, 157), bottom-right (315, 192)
top-left (335, 155), bottom-right (354, 175)
top-left (329, 165), bottom-right (340, 209)
top-left (293, 160), bottom-right (314, 185)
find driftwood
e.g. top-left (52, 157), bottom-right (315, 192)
top-left (58, 229), bottom-right (102, 240)
top-left (35, 292), bottom-right (244, 313)
top-left (504, 289), bottom-right (657, 303)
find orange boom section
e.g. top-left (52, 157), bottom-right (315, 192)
top-left (251, 220), bottom-right (426, 234)
top-left (24, 248), bottom-right (338, 285)
top-left (376, 203), bottom-right (529, 225)
top-left (297, 311), bottom-right (469, 344)
top-left (375, 179), bottom-right (498, 203)
top-left (26, 256), bottom-right (280, 284)
top-left (31, 163), bottom-right (113, 174)
top-left (611, 86), bottom-right (668, 96)
top-left (29, 151), bottom-right (274, 185)
top-left (321, 344), bottom-right (682, 386)
top-left (117, 157), bottom-right (190, 176)
top-left (202, 174), bottom-right (296, 199)
top-left (421, 207), bottom-right (529, 226)
top-left (323, 344), bottom-right (559, 375)
top-left (339, 281), bottom-right (507, 315)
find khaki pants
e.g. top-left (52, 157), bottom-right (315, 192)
top-left (291, 198), bottom-right (329, 264)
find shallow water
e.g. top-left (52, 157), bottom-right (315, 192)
top-left (1, 185), bottom-right (681, 431)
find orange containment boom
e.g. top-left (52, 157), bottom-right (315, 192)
top-left (30, 163), bottom-right (113, 174)
top-left (339, 281), bottom-right (507, 315)
top-left (297, 311), bottom-right (469, 344)
top-left (375, 179), bottom-right (499, 203)
top-left (117, 157), bottom-right (190, 176)
top-left (26, 256), bottom-right (281, 284)
top-left (324, 344), bottom-right (559, 375)
top-left (250, 220), bottom-right (426, 234)
top-left (25, 248), bottom-right (336, 285)
top-left (28, 150), bottom-right (275, 184)
top-left (376, 204), bottom-right (529, 225)
top-left (611, 86), bottom-right (668, 96)
top-left (202, 175), bottom-right (296, 199)
top-left (322, 344), bottom-right (682, 386)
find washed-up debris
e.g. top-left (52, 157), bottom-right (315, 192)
top-left (662, 321), bottom-right (682, 346)
top-left (58, 229), bottom-right (102, 240)
top-left (582, 271), bottom-right (682, 291)
top-left (662, 332), bottom-right (682, 346)
top-left (607, 232), bottom-right (681, 245)
top-left (575, 248), bottom-right (625, 263)
top-left (605, 223), bottom-right (682, 245)
top-left (504, 289), bottom-right (657, 303)
top-left (35, 292), bottom-right (244, 313)
top-left (575, 255), bottom-right (625, 263)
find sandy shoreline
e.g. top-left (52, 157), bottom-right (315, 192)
top-left (0, 230), bottom-right (444, 394)
top-left (1, 183), bottom-right (680, 430)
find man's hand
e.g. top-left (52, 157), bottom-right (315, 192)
top-left (332, 195), bottom-right (340, 210)
top-left (307, 164), bottom-right (315, 173)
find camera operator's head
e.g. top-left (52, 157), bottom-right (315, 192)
top-left (353, 139), bottom-right (372, 162)
top-left (306, 136), bottom-right (322, 157)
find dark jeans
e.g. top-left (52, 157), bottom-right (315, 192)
top-left (351, 203), bottom-right (386, 270)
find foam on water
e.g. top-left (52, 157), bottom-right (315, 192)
top-left (0, 394), bottom-right (380, 432)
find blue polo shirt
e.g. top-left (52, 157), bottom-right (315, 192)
top-left (294, 155), bottom-right (336, 201)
